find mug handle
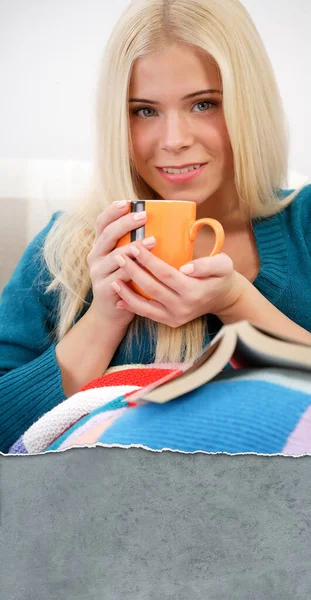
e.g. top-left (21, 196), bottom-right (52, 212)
top-left (189, 218), bottom-right (225, 256)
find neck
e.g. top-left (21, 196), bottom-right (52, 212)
top-left (196, 186), bottom-right (250, 230)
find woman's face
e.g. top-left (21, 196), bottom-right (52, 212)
top-left (128, 43), bottom-right (235, 208)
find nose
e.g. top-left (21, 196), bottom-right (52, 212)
top-left (160, 112), bottom-right (194, 153)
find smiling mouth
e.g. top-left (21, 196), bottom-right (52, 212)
top-left (157, 163), bottom-right (206, 174)
top-left (156, 163), bottom-right (207, 183)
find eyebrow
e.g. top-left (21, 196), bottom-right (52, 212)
top-left (128, 89), bottom-right (223, 104)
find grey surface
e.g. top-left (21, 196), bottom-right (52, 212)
top-left (1, 449), bottom-right (311, 600)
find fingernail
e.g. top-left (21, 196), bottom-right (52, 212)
top-left (133, 210), bottom-right (146, 221)
top-left (114, 200), bottom-right (128, 208)
top-left (111, 281), bottom-right (121, 292)
top-left (142, 236), bottom-right (156, 247)
top-left (131, 245), bottom-right (140, 257)
top-left (180, 263), bottom-right (194, 274)
top-left (115, 255), bottom-right (126, 267)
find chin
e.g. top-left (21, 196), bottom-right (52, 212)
top-left (158, 189), bottom-right (216, 205)
top-left (143, 171), bottom-right (223, 203)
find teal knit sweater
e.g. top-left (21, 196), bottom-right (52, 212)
top-left (1, 186), bottom-right (311, 452)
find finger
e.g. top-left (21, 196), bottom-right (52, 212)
top-left (94, 201), bottom-right (129, 242)
top-left (114, 253), bottom-right (177, 304)
top-left (90, 259), bottom-right (133, 292)
top-left (105, 236), bottom-right (156, 274)
top-left (94, 209), bottom-right (148, 257)
top-left (179, 253), bottom-right (233, 278)
top-left (111, 280), bottom-right (165, 321)
top-left (92, 266), bottom-right (135, 306)
top-left (90, 237), bottom-right (157, 280)
top-left (115, 299), bottom-right (129, 310)
top-left (108, 269), bottom-right (133, 291)
top-left (124, 245), bottom-right (186, 294)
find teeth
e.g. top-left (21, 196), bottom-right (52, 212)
top-left (162, 164), bottom-right (201, 174)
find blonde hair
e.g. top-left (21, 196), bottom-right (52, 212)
top-left (43, 0), bottom-right (303, 363)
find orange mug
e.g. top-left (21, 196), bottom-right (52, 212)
top-left (115, 200), bottom-right (225, 300)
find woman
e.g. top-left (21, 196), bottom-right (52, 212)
top-left (1, 0), bottom-right (311, 453)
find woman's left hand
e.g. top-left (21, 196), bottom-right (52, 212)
top-left (111, 245), bottom-right (250, 328)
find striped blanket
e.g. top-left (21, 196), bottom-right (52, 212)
top-left (8, 364), bottom-right (311, 455)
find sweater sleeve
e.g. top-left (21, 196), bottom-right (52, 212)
top-left (301, 184), bottom-right (311, 253)
top-left (0, 212), bottom-right (67, 452)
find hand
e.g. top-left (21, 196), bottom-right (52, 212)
top-left (86, 200), bottom-right (156, 327)
top-left (111, 247), bottom-right (249, 328)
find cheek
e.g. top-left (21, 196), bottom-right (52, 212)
top-left (130, 121), bottom-right (152, 162)
top-left (207, 124), bottom-right (234, 170)
top-left (200, 118), bottom-right (231, 151)
top-left (217, 120), bottom-right (233, 161)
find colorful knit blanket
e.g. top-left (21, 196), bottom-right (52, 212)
top-left (8, 364), bottom-right (311, 455)
top-left (8, 364), bottom-right (185, 454)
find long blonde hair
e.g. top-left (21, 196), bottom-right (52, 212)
top-left (43, 0), bottom-right (302, 363)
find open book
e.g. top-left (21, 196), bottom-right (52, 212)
top-left (128, 320), bottom-right (311, 405)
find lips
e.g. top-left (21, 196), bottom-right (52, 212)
top-left (156, 163), bottom-right (207, 183)
top-left (158, 163), bottom-right (205, 169)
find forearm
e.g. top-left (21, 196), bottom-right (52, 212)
top-left (55, 307), bottom-right (129, 397)
top-left (218, 275), bottom-right (311, 345)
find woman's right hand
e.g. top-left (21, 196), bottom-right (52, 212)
top-left (86, 200), bottom-right (155, 328)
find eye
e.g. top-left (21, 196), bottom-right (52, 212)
top-left (192, 100), bottom-right (216, 112)
top-left (131, 107), bottom-right (157, 118)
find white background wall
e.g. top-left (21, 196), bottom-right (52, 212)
top-left (1, 0), bottom-right (310, 175)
